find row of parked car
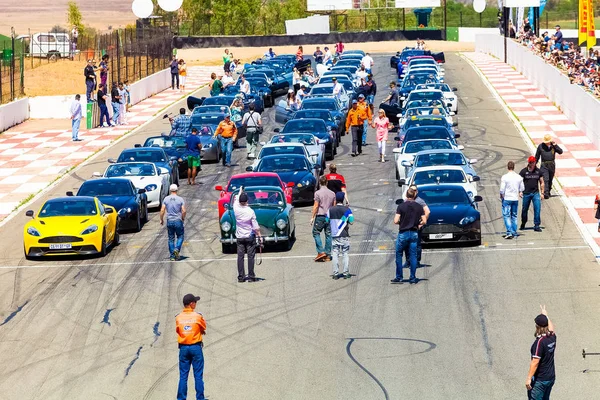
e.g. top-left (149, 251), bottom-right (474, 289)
top-left (389, 47), bottom-right (484, 246)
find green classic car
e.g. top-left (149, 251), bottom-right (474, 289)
top-left (219, 186), bottom-right (296, 253)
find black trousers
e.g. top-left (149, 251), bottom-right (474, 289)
top-left (351, 125), bottom-right (363, 154)
top-left (171, 73), bottom-right (179, 89)
top-left (237, 237), bottom-right (256, 279)
top-left (541, 161), bottom-right (555, 196)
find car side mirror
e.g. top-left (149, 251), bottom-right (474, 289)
top-left (449, 111), bottom-right (456, 116)
top-left (474, 195), bottom-right (483, 202)
top-left (138, 188), bottom-right (146, 194)
top-left (105, 207), bottom-right (114, 214)
top-left (107, 158), bottom-right (116, 164)
top-left (310, 152), bottom-right (318, 157)
top-left (274, 128), bottom-right (280, 133)
top-left (394, 136), bottom-right (401, 141)
top-left (25, 210), bottom-right (34, 218)
top-left (398, 179), bottom-right (406, 186)
top-left (134, 144), bottom-right (141, 148)
top-left (170, 156), bottom-right (178, 162)
top-left (245, 166), bottom-right (253, 172)
top-left (452, 87), bottom-right (458, 92)
top-left (400, 96), bottom-right (406, 101)
top-left (471, 176), bottom-right (481, 182)
top-left (469, 158), bottom-right (478, 164)
top-left (66, 191), bottom-right (74, 196)
top-left (452, 121), bottom-right (458, 127)
top-left (215, 185), bottom-right (223, 191)
top-left (401, 160), bottom-right (412, 167)
top-left (457, 145), bottom-right (465, 150)
top-left (259, 141), bottom-right (266, 146)
top-left (159, 167), bottom-right (169, 175)
top-left (454, 133), bottom-right (461, 139)
top-left (286, 182), bottom-right (295, 188)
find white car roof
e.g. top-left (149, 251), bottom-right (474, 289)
top-left (263, 142), bottom-right (307, 148)
top-left (411, 165), bottom-right (465, 173)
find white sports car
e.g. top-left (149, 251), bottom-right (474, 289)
top-left (401, 166), bottom-right (479, 200)
top-left (392, 139), bottom-right (464, 184)
top-left (94, 162), bottom-right (169, 209)
top-left (415, 83), bottom-right (459, 113)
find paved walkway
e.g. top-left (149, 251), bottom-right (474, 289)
top-left (0, 66), bottom-right (219, 221)
top-left (464, 52), bottom-right (600, 249)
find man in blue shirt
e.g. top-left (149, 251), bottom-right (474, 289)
top-left (553, 25), bottom-right (563, 49)
top-left (185, 128), bottom-right (202, 185)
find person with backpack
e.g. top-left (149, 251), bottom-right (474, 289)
top-left (242, 103), bottom-right (262, 160)
top-left (327, 191), bottom-right (354, 279)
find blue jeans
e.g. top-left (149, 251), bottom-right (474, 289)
top-left (111, 102), bottom-right (120, 124)
top-left (521, 192), bottom-right (541, 227)
top-left (403, 228), bottom-right (423, 266)
top-left (502, 199), bottom-right (519, 235)
top-left (362, 119), bottom-right (369, 144)
top-left (177, 344), bottom-right (205, 400)
top-left (99, 104), bottom-right (110, 127)
top-left (71, 118), bottom-right (81, 140)
top-left (367, 94), bottom-right (374, 105)
top-left (395, 230), bottom-right (418, 281)
top-left (312, 215), bottom-right (332, 255)
top-left (220, 137), bottom-right (233, 165)
top-left (167, 220), bottom-right (184, 257)
top-left (527, 378), bottom-right (554, 400)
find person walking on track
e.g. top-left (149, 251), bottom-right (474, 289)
top-left (500, 161), bottom-right (524, 239)
top-left (160, 184), bottom-right (186, 261)
top-left (242, 103), bottom-right (262, 159)
top-left (357, 94), bottom-right (372, 146)
top-left (185, 128), bottom-right (202, 185)
top-left (328, 191), bottom-right (354, 279)
top-left (234, 188), bottom-right (262, 282)
top-left (325, 163), bottom-right (349, 204)
top-left (179, 59), bottom-right (187, 92)
top-left (392, 187), bottom-right (425, 284)
top-left (535, 134), bottom-right (563, 199)
top-left (372, 109), bottom-right (392, 162)
top-left (526, 305), bottom-right (556, 400)
top-left (403, 185), bottom-right (429, 268)
top-left (311, 176), bottom-right (336, 262)
top-left (170, 56), bottom-right (180, 90)
top-left (520, 156), bottom-right (544, 232)
top-left (214, 114), bottom-right (238, 167)
top-left (70, 94), bottom-right (83, 142)
top-left (346, 100), bottom-right (365, 157)
top-left (176, 293), bottom-right (207, 400)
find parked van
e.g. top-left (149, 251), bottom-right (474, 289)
top-left (16, 32), bottom-right (72, 59)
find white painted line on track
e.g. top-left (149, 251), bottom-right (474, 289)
top-left (0, 245), bottom-right (589, 270)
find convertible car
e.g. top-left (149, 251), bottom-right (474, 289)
top-left (23, 196), bottom-right (119, 259)
top-left (187, 92), bottom-right (265, 115)
top-left (111, 147), bottom-right (179, 186)
top-left (219, 186), bottom-right (296, 253)
top-left (74, 178), bottom-right (148, 232)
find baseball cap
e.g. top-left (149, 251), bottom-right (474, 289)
top-left (335, 191), bottom-right (346, 203)
top-left (534, 314), bottom-right (549, 327)
top-left (352, 99), bottom-right (358, 104)
top-left (358, 94), bottom-right (365, 99)
top-left (183, 293), bottom-right (200, 306)
top-left (239, 193), bottom-right (249, 203)
top-left (170, 184), bottom-right (178, 192)
top-left (527, 156), bottom-right (536, 163)
top-left (331, 77), bottom-right (337, 81)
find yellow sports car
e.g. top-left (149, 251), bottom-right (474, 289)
top-left (23, 196), bottom-right (119, 259)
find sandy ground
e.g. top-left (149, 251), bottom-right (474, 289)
top-left (24, 59), bottom-right (86, 97)
top-left (181, 41), bottom-right (474, 66)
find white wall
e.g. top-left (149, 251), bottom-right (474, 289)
top-left (286, 15), bottom-right (330, 35)
top-left (129, 68), bottom-right (171, 105)
top-left (476, 34), bottom-right (600, 150)
top-left (0, 98), bottom-right (29, 133)
top-left (460, 27), bottom-right (600, 42)
top-left (29, 95), bottom-right (86, 119)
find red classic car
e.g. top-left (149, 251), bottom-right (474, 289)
top-left (215, 172), bottom-right (293, 218)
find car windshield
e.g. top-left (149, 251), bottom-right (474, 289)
top-left (413, 169), bottom-right (466, 185)
top-left (191, 114), bottom-right (225, 126)
top-left (246, 78), bottom-right (268, 87)
top-left (194, 106), bottom-right (230, 115)
top-left (258, 157), bottom-right (309, 172)
top-left (404, 118), bottom-right (446, 129)
top-left (404, 130), bottom-right (451, 142)
top-left (408, 92), bottom-right (444, 102)
top-left (227, 176), bottom-right (281, 192)
top-left (284, 120), bottom-right (327, 132)
top-left (402, 50), bottom-right (425, 59)
top-left (39, 199), bottom-right (97, 217)
top-left (260, 146), bottom-right (305, 157)
top-left (233, 189), bottom-right (284, 207)
top-left (203, 97), bottom-right (232, 106)
top-left (404, 140), bottom-right (452, 153)
top-left (418, 188), bottom-right (470, 205)
top-left (409, 59), bottom-right (435, 67)
top-left (405, 107), bottom-right (448, 117)
top-left (310, 86), bottom-right (335, 95)
top-left (402, 75), bottom-right (437, 88)
top-left (294, 110), bottom-right (333, 122)
top-left (79, 181), bottom-right (134, 196)
top-left (144, 137), bottom-right (187, 149)
top-left (415, 152), bottom-right (467, 167)
top-left (270, 134), bottom-right (316, 145)
top-left (118, 150), bottom-right (165, 163)
top-left (301, 100), bottom-right (336, 111)
top-left (106, 163), bottom-right (156, 177)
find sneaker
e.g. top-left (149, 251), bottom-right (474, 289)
top-left (323, 256), bottom-right (332, 262)
top-left (226, 163), bottom-right (231, 167)
top-left (314, 253), bottom-right (327, 261)
top-left (237, 277), bottom-right (245, 283)
top-left (505, 234), bottom-right (513, 240)
top-left (246, 276), bottom-right (258, 282)
top-left (409, 278), bottom-right (419, 284)
top-left (102, 123), bottom-right (109, 127)
top-left (332, 274), bottom-right (340, 280)
top-left (544, 194), bottom-right (550, 199)
top-left (520, 223), bottom-right (526, 230)
top-left (534, 226), bottom-right (542, 232)
top-left (390, 278), bottom-right (403, 284)
top-left (342, 272), bottom-right (351, 279)
top-left (351, 153), bottom-right (357, 157)
top-left (173, 249), bottom-right (180, 260)
top-left (170, 256), bottom-right (176, 261)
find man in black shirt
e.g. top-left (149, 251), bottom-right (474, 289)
top-left (526, 305), bottom-right (556, 400)
top-left (84, 59), bottom-right (96, 102)
top-left (313, 46), bottom-right (323, 64)
top-left (383, 81), bottom-right (399, 105)
top-left (97, 84), bottom-right (110, 128)
top-left (393, 187), bottom-right (425, 284)
top-left (520, 156), bottom-right (544, 232)
top-left (535, 134), bottom-right (563, 199)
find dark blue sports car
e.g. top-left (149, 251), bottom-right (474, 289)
top-left (75, 178), bottom-right (148, 232)
top-left (390, 48), bottom-right (446, 70)
top-left (276, 118), bottom-right (336, 160)
top-left (292, 109), bottom-right (344, 143)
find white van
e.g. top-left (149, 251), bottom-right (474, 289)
top-left (17, 32), bottom-right (72, 59)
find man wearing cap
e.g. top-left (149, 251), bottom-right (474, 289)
top-left (160, 184), bottom-right (186, 261)
top-left (176, 293), bottom-right (207, 400)
top-left (84, 59), bottom-right (96, 102)
top-left (345, 99), bottom-right (365, 156)
top-left (327, 191), bottom-right (354, 279)
top-left (535, 134), bottom-right (563, 199)
top-left (185, 128), bottom-right (202, 185)
top-left (233, 187), bottom-right (262, 282)
top-left (214, 114), bottom-right (238, 167)
top-left (520, 156), bottom-right (545, 232)
top-left (500, 161), bottom-right (525, 239)
top-left (526, 305), bottom-right (556, 400)
top-left (357, 94), bottom-right (372, 146)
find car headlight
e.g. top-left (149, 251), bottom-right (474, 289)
top-left (204, 143), bottom-right (213, 149)
top-left (81, 224), bottom-right (98, 235)
top-left (459, 216), bottom-right (476, 226)
top-left (118, 207), bottom-right (132, 215)
top-left (27, 226), bottom-right (41, 237)
top-left (221, 221), bottom-right (232, 232)
top-left (298, 178), bottom-right (313, 187)
top-left (145, 184), bottom-right (157, 192)
top-left (467, 191), bottom-right (474, 199)
top-left (276, 219), bottom-right (287, 230)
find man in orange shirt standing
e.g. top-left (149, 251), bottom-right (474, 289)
top-left (176, 293), bottom-right (207, 400)
top-left (213, 114), bottom-right (238, 167)
top-left (345, 99), bottom-right (365, 157)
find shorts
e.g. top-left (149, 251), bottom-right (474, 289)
top-left (187, 155), bottom-right (200, 168)
top-left (180, 75), bottom-right (187, 86)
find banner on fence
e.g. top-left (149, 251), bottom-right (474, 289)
top-left (579, 0), bottom-right (596, 48)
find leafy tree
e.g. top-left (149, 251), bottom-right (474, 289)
top-left (50, 25), bottom-right (68, 33)
top-left (67, 1), bottom-right (84, 32)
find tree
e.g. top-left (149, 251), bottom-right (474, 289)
top-left (67, 1), bottom-right (84, 32)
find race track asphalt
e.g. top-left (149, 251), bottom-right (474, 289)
top-left (0, 54), bottom-right (599, 400)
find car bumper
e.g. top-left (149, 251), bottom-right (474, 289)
top-left (421, 222), bottom-right (481, 244)
top-left (118, 212), bottom-right (139, 230)
top-left (200, 146), bottom-right (219, 161)
top-left (25, 233), bottom-right (103, 256)
top-left (220, 234), bottom-right (290, 244)
top-left (146, 190), bottom-right (162, 209)
top-left (291, 185), bottom-right (315, 204)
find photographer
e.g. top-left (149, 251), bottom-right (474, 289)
top-left (242, 103), bottom-right (262, 160)
top-left (233, 187), bottom-right (262, 283)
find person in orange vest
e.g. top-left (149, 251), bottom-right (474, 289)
top-left (176, 293), bottom-right (207, 400)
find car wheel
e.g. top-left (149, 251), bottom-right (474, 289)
top-left (24, 246), bottom-right (34, 261)
top-left (135, 211), bottom-right (142, 232)
top-left (475, 237), bottom-right (482, 246)
top-left (142, 202), bottom-right (149, 223)
top-left (100, 230), bottom-right (107, 257)
top-left (396, 168), bottom-right (400, 181)
top-left (113, 230), bottom-right (120, 246)
top-left (221, 244), bottom-right (235, 254)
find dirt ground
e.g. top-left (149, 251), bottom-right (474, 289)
top-left (23, 59), bottom-right (86, 97)
top-left (181, 40), bottom-right (474, 66)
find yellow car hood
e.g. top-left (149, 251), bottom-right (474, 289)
top-left (26, 216), bottom-right (103, 236)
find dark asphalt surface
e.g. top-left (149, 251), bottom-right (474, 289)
top-left (0, 53), bottom-right (599, 399)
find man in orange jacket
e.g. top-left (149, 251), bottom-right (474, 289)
top-left (357, 94), bottom-right (372, 146)
top-left (345, 99), bottom-right (365, 157)
top-left (176, 293), bottom-right (207, 400)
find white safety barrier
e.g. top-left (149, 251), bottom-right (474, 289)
top-left (462, 27), bottom-right (599, 43)
top-left (476, 34), bottom-right (600, 149)
top-left (0, 98), bottom-right (29, 133)
top-left (128, 68), bottom-right (171, 105)
top-left (29, 95), bottom-right (86, 119)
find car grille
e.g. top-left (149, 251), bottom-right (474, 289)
top-left (39, 236), bottom-right (84, 243)
top-left (259, 226), bottom-right (274, 237)
top-left (423, 224), bottom-right (463, 234)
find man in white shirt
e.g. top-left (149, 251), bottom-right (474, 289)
top-left (361, 52), bottom-right (374, 74)
top-left (356, 65), bottom-right (368, 81)
top-left (233, 189), bottom-right (262, 282)
top-left (239, 75), bottom-right (250, 95)
top-left (323, 47), bottom-right (332, 65)
top-left (500, 161), bottom-right (525, 239)
top-left (332, 77), bottom-right (343, 100)
top-left (70, 94), bottom-right (83, 141)
top-left (222, 71), bottom-right (235, 87)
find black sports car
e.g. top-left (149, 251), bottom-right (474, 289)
top-left (248, 154), bottom-right (319, 205)
top-left (277, 118), bottom-right (336, 160)
top-left (140, 136), bottom-right (190, 178)
top-left (74, 178), bottom-right (148, 232)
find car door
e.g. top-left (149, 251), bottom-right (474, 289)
top-left (98, 200), bottom-right (112, 239)
top-left (275, 100), bottom-right (294, 124)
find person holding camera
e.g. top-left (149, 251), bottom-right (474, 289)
top-left (242, 103), bottom-right (262, 160)
top-left (233, 187), bottom-right (262, 282)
